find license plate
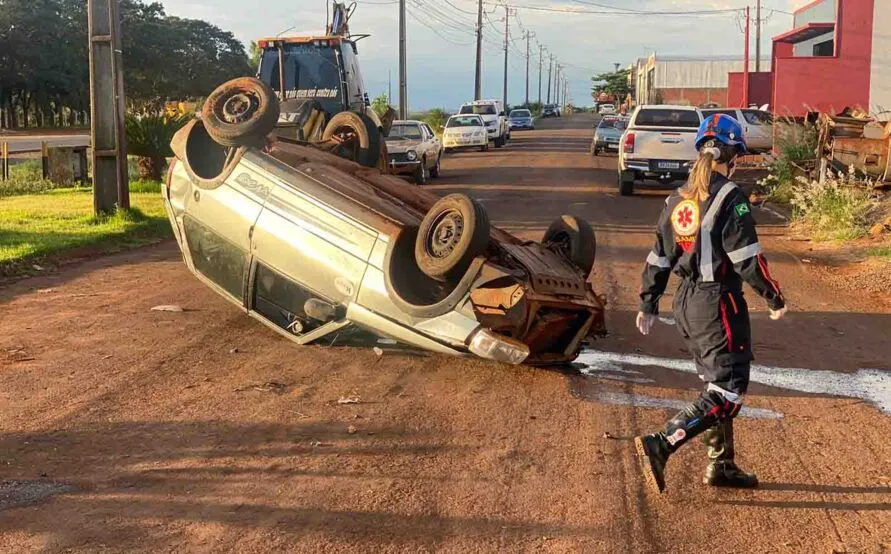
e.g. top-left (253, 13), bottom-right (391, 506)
top-left (607, 144), bottom-right (618, 150)
top-left (657, 161), bottom-right (680, 170)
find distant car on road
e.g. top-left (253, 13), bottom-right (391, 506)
top-left (509, 109), bottom-right (535, 130)
top-left (591, 116), bottom-right (628, 156)
top-left (701, 107), bottom-right (774, 153)
top-left (542, 104), bottom-right (559, 118)
top-left (617, 104), bottom-right (703, 196)
top-left (598, 104), bottom-right (616, 115)
top-left (442, 114), bottom-right (489, 153)
top-left (385, 120), bottom-right (443, 185)
top-left (459, 100), bottom-right (510, 147)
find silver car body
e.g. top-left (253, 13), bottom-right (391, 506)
top-left (701, 108), bottom-right (774, 153)
top-left (163, 120), bottom-right (605, 365)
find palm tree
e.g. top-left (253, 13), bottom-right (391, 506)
top-left (124, 112), bottom-right (190, 181)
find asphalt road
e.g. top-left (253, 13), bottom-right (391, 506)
top-left (1, 114), bottom-right (890, 553)
top-left (1, 135), bottom-right (90, 154)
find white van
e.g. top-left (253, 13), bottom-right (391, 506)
top-left (459, 100), bottom-right (510, 148)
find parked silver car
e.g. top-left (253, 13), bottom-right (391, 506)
top-left (701, 108), bottom-right (774, 153)
top-left (162, 78), bottom-right (606, 365)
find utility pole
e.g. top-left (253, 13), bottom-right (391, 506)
top-left (538, 44), bottom-right (545, 104)
top-left (547, 55), bottom-right (554, 103)
top-left (743, 5), bottom-right (750, 107)
top-left (555, 65), bottom-right (562, 106)
top-left (502, 5), bottom-right (513, 110)
top-left (474, 0), bottom-right (483, 100)
top-left (398, 0), bottom-right (407, 118)
top-left (88, 0), bottom-right (128, 215)
top-left (525, 31), bottom-right (533, 107)
top-left (388, 69), bottom-right (392, 105)
top-left (755, 0), bottom-right (762, 72)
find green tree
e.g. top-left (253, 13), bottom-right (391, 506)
top-left (124, 112), bottom-right (189, 180)
top-left (248, 41), bottom-right (262, 73)
top-left (371, 92), bottom-right (390, 118)
top-left (591, 69), bottom-right (631, 103)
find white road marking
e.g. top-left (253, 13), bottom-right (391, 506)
top-left (592, 391), bottom-right (783, 419)
top-left (577, 350), bottom-right (891, 415)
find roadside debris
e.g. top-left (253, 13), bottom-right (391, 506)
top-left (373, 347), bottom-right (383, 357)
top-left (337, 395), bottom-right (361, 405)
top-left (602, 432), bottom-right (616, 440)
top-left (36, 288), bottom-right (56, 294)
top-left (151, 304), bottom-right (184, 313)
top-left (347, 425), bottom-right (357, 434)
top-left (818, 108), bottom-right (891, 187)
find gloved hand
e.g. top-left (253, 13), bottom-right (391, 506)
top-left (636, 312), bottom-right (657, 335)
top-left (769, 305), bottom-right (788, 321)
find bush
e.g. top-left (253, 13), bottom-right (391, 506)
top-left (763, 121), bottom-right (819, 204)
top-left (790, 168), bottom-right (878, 240)
top-left (125, 112), bottom-right (190, 181)
top-left (0, 160), bottom-right (66, 196)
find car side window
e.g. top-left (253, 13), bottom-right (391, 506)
top-left (742, 110), bottom-right (772, 126)
top-left (423, 124), bottom-right (435, 139)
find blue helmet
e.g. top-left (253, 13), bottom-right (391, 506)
top-left (695, 113), bottom-right (747, 155)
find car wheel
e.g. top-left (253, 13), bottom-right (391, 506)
top-left (480, 143), bottom-right (489, 152)
top-left (321, 111), bottom-right (382, 168)
top-left (430, 154), bottom-right (441, 178)
top-left (592, 147), bottom-right (599, 156)
top-left (415, 194), bottom-right (490, 282)
top-left (618, 170), bottom-right (635, 196)
top-left (414, 158), bottom-right (428, 185)
top-left (201, 77), bottom-right (280, 148)
top-left (543, 215), bottom-right (596, 274)
top-left (494, 135), bottom-right (504, 148)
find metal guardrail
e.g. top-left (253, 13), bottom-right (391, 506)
top-left (0, 140), bottom-right (89, 183)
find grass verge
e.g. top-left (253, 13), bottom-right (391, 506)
top-left (0, 186), bottom-right (171, 276)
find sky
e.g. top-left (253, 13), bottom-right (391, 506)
top-left (156, 0), bottom-right (812, 111)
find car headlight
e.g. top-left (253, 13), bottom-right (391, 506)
top-left (468, 328), bottom-right (530, 365)
top-left (406, 150), bottom-right (417, 161)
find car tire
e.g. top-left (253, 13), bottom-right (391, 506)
top-left (592, 147), bottom-right (599, 156)
top-left (415, 194), bottom-right (490, 282)
top-left (201, 77), bottom-right (280, 148)
top-left (543, 216), bottom-right (596, 274)
top-left (322, 111), bottom-right (382, 168)
top-left (480, 143), bottom-right (489, 152)
top-left (414, 158), bottom-right (428, 185)
top-left (430, 154), bottom-right (441, 178)
top-left (494, 135), bottom-right (504, 148)
top-left (618, 170), bottom-right (635, 196)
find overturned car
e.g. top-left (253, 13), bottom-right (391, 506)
top-left (163, 78), bottom-right (606, 365)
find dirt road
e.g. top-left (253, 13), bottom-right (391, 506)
top-left (2, 115), bottom-right (890, 553)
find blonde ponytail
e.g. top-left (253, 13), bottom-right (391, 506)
top-left (680, 151), bottom-right (716, 203)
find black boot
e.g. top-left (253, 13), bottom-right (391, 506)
top-left (635, 389), bottom-right (741, 494)
top-left (702, 420), bottom-right (758, 488)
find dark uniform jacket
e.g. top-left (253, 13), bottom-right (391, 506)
top-left (639, 174), bottom-right (785, 315)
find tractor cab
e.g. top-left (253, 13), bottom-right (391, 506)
top-left (252, 2), bottom-right (390, 168)
top-left (256, 36), bottom-right (370, 121)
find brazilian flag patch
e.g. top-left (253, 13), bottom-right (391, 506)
top-left (735, 203), bottom-right (751, 217)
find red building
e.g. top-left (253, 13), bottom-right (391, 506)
top-left (728, 0), bottom-right (890, 116)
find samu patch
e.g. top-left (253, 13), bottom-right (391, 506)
top-left (735, 202), bottom-right (751, 218)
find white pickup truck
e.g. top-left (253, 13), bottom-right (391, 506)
top-left (617, 105), bottom-right (703, 196)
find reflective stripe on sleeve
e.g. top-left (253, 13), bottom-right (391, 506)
top-left (646, 251), bottom-right (671, 268)
top-left (727, 242), bottom-right (763, 264)
top-left (699, 183), bottom-right (738, 282)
